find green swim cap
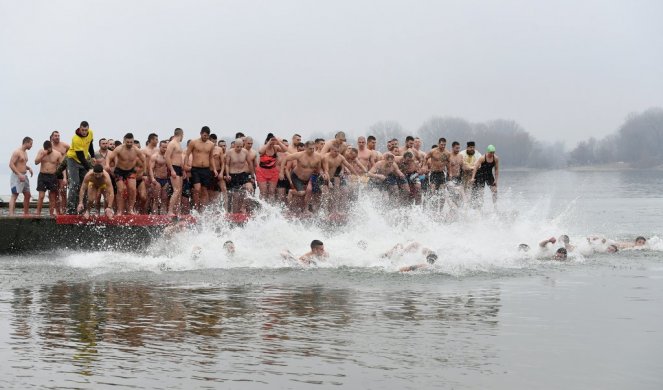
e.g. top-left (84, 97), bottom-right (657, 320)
top-left (486, 145), bottom-right (496, 153)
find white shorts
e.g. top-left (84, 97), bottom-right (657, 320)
top-left (10, 172), bottom-right (30, 194)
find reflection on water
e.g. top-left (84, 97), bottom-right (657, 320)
top-left (5, 280), bottom-right (501, 388)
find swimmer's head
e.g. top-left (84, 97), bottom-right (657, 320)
top-left (311, 239), bottom-right (325, 255)
top-left (635, 236), bottom-right (646, 246)
top-left (607, 244), bottom-right (619, 253)
top-left (559, 235), bottom-right (570, 245)
top-left (554, 247), bottom-right (568, 260)
top-left (357, 240), bottom-right (368, 250)
top-left (518, 243), bottom-right (530, 252)
top-left (426, 252), bottom-right (438, 264)
top-left (486, 144), bottom-right (496, 153)
top-left (223, 240), bottom-right (235, 254)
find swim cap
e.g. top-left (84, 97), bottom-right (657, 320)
top-left (486, 145), bottom-right (496, 153)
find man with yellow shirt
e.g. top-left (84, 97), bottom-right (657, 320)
top-left (66, 121), bottom-right (95, 214)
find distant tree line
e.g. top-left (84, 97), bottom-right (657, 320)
top-left (309, 107), bottom-right (662, 169)
top-left (569, 107), bottom-right (663, 168)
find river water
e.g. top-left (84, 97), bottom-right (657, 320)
top-left (0, 170), bottom-right (661, 389)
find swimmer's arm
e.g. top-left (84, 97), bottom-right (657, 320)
top-left (9, 151), bottom-right (20, 175)
top-left (399, 264), bottom-right (425, 272)
top-left (209, 145), bottom-right (217, 175)
top-left (104, 175), bottom-right (115, 209)
top-left (245, 151), bottom-right (255, 176)
top-left (165, 143), bottom-right (176, 176)
top-left (78, 174), bottom-right (91, 204)
top-left (539, 237), bottom-right (555, 248)
top-left (104, 149), bottom-right (115, 172)
top-left (493, 156), bottom-right (499, 185)
top-left (280, 152), bottom-right (299, 177)
top-left (367, 163), bottom-right (379, 178)
top-left (470, 157), bottom-right (484, 181)
top-left (393, 164), bottom-right (406, 179)
top-left (341, 157), bottom-right (357, 175)
top-left (34, 149), bottom-right (44, 165)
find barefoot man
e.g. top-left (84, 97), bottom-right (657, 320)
top-left (165, 128), bottom-right (185, 216)
top-left (35, 140), bottom-right (64, 216)
top-left (8, 137), bottom-right (34, 216)
top-left (50, 131), bottom-right (70, 214)
top-left (106, 133), bottom-right (147, 215)
top-left (184, 126), bottom-right (218, 211)
top-left (280, 141), bottom-right (327, 215)
top-left (151, 140), bottom-right (171, 214)
top-left (224, 138), bottom-right (254, 213)
top-left (77, 164), bottom-right (114, 218)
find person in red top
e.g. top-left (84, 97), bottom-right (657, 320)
top-left (256, 133), bottom-right (287, 202)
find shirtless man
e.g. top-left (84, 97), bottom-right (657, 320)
top-left (368, 151), bottom-right (406, 187)
top-left (442, 141), bottom-right (465, 206)
top-left (356, 136), bottom-right (375, 171)
top-left (426, 138), bottom-right (450, 192)
top-left (77, 164), bottom-right (114, 218)
top-left (281, 239), bottom-right (329, 266)
top-left (143, 133), bottom-right (160, 212)
top-left (366, 135), bottom-right (382, 162)
top-left (165, 128), bottom-right (185, 216)
top-left (97, 138), bottom-right (110, 162)
top-left (185, 126), bottom-right (218, 212)
top-left (8, 137), bottom-right (34, 216)
top-left (275, 139), bottom-right (292, 204)
top-left (396, 151), bottom-right (423, 204)
top-left (323, 145), bottom-right (360, 213)
top-left (211, 137), bottom-right (226, 205)
top-left (50, 131), bottom-right (70, 214)
top-left (287, 134), bottom-right (302, 154)
top-left (151, 140), bottom-right (171, 214)
top-left (320, 131), bottom-right (348, 155)
top-left (279, 141), bottom-right (326, 215)
top-left (224, 138), bottom-right (254, 213)
top-left (314, 138), bottom-right (326, 153)
top-left (35, 140), bottom-right (64, 216)
top-left (106, 133), bottom-right (147, 215)
top-left (470, 145), bottom-right (499, 208)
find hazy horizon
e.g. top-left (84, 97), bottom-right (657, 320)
top-left (2, 0), bottom-right (662, 184)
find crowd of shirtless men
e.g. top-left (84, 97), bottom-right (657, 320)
top-left (7, 121), bottom-right (500, 217)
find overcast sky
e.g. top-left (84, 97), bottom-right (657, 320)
top-left (1, 0), bottom-right (662, 185)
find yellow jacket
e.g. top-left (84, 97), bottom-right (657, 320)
top-left (67, 129), bottom-right (94, 163)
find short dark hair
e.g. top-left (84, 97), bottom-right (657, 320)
top-left (148, 133), bottom-right (158, 142)
top-left (50, 131), bottom-right (59, 139)
top-left (556, 247), bottom-right (568, 258)
top-left (293, 133), bottom-right (301, 138)
top-left (114, 140), bottom-right (122, 147)
top-left (210, 133), bottom-right (218, 141)
top-left (80, 121), bottom-right (89, 128)
top-left (159, 140), bottom-right (168, 145)
top-left (315, 138), bottom-right (325, 143)
top-left (93, 164), bottom-right (104, 173)
top-left (335, 131), bottom-right (346, 140)
top-left (201, 126), bottom-right (211, 134)
top-left (426, 252), bottom-right (438, 264)
top-left (174, 128), bottom-right (183, 136)
top-left (367, 135), bottom-right (376, 142)
top-left (305, 141), bottom-right (315, 147)
top-left (124, 133), bottom-right (134, 140)
top-left (235, 132), bottom-right (245, 139)
top-left (467, 141), bottom-right (475, 147)
top-left (608, 244), bottom-right (619, 252)
top-left (438, 137), bottom-right (447, 143)
top-left (635, 236), bottom-right (646, 243)
top-left (98, 138), bottom-right (107, 146)
top-left (405, 136), bottom-right (414, 142)
top-left (452, 141), bottom-right (460, 147)
top-left (403, 151), bottom-right (414, 159)
top-left (134, 140), bottom-right (141, 145)
top-left (310, 240), bottom-right (324, 249)
top-left (43, 140), bottom-right (52, 149)
top-left (22, 137), bottom-right (33, 145)
top-left (559, 235), bottom-right (570, 245)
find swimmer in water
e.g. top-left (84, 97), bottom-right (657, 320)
top-left (399, 250), bottom-right (438, 272)
top-left (539, 237), bottom-right (570, 260)
top-left (617, 236), bottom-right (647, 249)
top-left (281, 239), bottom-right (329, 266)
top-left (223, 240), bottom-right (235, 256)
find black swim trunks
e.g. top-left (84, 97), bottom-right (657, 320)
top-left (474, 174), bottom-right (495, 188)
top-left (430, 171), bottom-right (446, 187)
top-left (37, 173), bottom-right (58, 192)
top-left (172, 165), bottom-right (183, 177)
top-left (114, 167), bottom-right (136, 182)
top-left (229, 172), bottom-right (250, 190)
top-left (190, 166), bottom-right (213, 187)
top-left (277, 178), bottom-right (290, 189)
